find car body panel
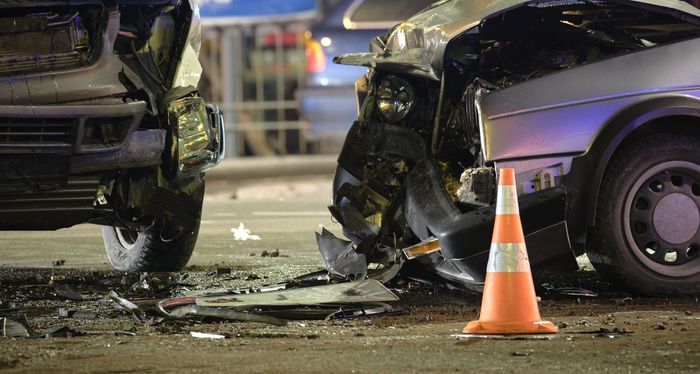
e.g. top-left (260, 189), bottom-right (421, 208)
top-left (334, 0), bottom-right (700, 80)
top-left (480, 36), bottom-right (700, 161)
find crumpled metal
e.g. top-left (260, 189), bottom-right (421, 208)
top-left (315, 228), bottom-right (367, 280)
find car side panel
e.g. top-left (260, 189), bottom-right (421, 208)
top-left (479, 37), bottom-right (700, 162)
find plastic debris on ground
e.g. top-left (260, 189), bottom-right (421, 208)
top-left (3, 265), bottom-right (403, 338)
top-left (1, 316), bottom-right (30, 338)
top-left (231, 223), bottom-right (261, 241)
top-left (190, 331), bottom-right (226, 339)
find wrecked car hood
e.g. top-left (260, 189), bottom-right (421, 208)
top-left (334, 0), bottom-right (700, 80)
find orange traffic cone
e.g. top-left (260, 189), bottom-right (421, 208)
top-left (463, 168), bottom-right (558, 335)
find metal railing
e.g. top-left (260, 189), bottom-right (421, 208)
top-left (200, 25), bottom-right (309, 157)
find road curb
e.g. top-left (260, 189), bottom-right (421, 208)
top-left (206, 155), bottom-right (338, 181)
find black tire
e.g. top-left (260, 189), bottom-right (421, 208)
top-left (588, 133), bottom-right (700, 294)
top-left (102, 191), bottom-right (203, 272)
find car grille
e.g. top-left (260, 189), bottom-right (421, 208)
top-left (0, 118), bottom-right (75, 153)
top-left (0, 175), bottom-right (100, 230)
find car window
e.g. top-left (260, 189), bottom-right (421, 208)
top-left (346, 0), bottom-right (436, 28)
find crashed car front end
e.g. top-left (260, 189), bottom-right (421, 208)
top-left (331, 0), bottom-right (700, 291)
top-left (0, 0), bottom-right (224, 230)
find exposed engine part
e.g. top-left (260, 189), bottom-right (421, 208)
top-left (456, 167), bottom-right (495, 207)
top-left (0, 9), bottom-right (96, 76)
top-left (500, 162), bottom-right (568, 195)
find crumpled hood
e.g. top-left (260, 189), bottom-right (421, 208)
top-left (334, 0), bottom-right (700, 80)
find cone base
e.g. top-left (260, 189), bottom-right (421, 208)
top-left (463, 319), bottom-right (558, 335)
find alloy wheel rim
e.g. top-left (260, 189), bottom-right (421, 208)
top-left (115, 227), bottom-right (139, 251)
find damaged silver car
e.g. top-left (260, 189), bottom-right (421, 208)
top-left (331, 0), bottom-right (700, 294)
top-left (0, 1), bottom-right (224, 271)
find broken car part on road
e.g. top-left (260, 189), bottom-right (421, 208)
top-left (108, 278), bottom-right (401, 328)
top-left (331, 0), bottom-right (700, 294)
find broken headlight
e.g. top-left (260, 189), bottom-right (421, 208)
top-left (377, 75), bottom-right (414, 123)
top-left (167, 96), bottom-right (224, 176)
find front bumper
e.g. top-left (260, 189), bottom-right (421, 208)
top-left (0, 102), bottom-right (146, 155)
top-left (0, 99), bottom-right (225, 230)
top-left (333, 121), bottom-right (578, 287)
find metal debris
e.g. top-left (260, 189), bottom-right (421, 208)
top-left (166, 304), bottom-right (286, 326)
top-left (453, 333), bottom-right (555, 340)
top-left (131, 272), bottom-right (178, 293)
top-left (315, 228), bottom-right (367, 280)
top-left (456, 167), bottom-right (495, 206)
top-left (325, 302), bottom-right (404, 320)
top-left (231, 223), bottom-right (261, 241)
top-left (109, 290), bottom-right (151, 324)
top-left (552, 287), bottom-right (598, 298)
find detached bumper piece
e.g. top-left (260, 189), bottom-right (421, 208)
top-left (166, 96), bottom-right (225, 177)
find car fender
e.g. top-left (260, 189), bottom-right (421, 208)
top-left (566, 95), bottom-right (700, 246)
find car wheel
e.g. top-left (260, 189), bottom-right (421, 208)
top-left (588, 133), bottom-right (700, 294)
top-left (102, 190), bottom-right (203, 272)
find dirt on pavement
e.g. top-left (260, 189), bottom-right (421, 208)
top-left (1, 177), bottom-right (699, 372)
top-left (1, 265), bottom-right (699, 373)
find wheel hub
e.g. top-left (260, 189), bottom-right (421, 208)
top-left (652, 193), bottom-right (699, 244)
top-left (624, 161), bottom-right (700, 275)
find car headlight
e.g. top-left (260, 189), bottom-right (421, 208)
top-left (376, 76), bottom-right (414, 123)
top-left (166, 96), bottom-right (224, 176)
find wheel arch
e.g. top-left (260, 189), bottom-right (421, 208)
top-left (566, 95), bottom-right (700, 248)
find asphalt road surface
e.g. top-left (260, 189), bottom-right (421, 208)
top-left (1, 176), bottom-right (699, 372)
top-left (0, 176), bottom-right (338, 272)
